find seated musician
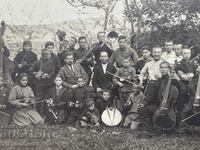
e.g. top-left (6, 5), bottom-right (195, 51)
top-left (175, 48), bottom-right (197, 122)
top-left (45, 75), bottom-right (70, 125)
top-left (67, 75), bottom-right (95, 127)
top-left (80, 98), bottom-right (100, 128)
top-left (123, 84), bottom-right (145, 130)
top-left (29, 48), bottom-right (56, 115)
top-left (113, 56), bottom-right (137, 113)
top-left (8, 73), bottom-right (44, 126)
top-left (138, 61), bottom-right (179, 135)
top-left (59, 52), bottom-right (88, 90)
top-left (134, 46), bottom-right (152, 74)
top-left (139, 46), bottom-right (163, 94)
top-left (92, 50), bottom-right (117, 93)
top-left (95, 89), bottom-right (114, 116)
top-left (13, 40), bottom-right (37, 82)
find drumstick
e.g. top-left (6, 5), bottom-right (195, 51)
top-left (106, 107), bottom-right (113, 126)
top-left (181, 111), bottom-right (200, 123)
top-left (112, 108), bottom-right (116, 124)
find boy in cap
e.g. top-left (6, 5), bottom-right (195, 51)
top-left (123, 84), bottom-right (145, 130)
top-left (80, 98), bottom-right (100, 128)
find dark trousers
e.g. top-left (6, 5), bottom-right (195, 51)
top-left (66, 109), bottom-right (81, 127)
top-left (138, 105), bottom-right (158, 132)
top-left (177, 81), bottom-right (195, 121)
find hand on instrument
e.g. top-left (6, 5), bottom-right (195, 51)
top-left (95, 122), bottom-right (100, 127)
top-left (41, 73), bottom-right (49, 79)
top-left (196, 66), bottom-right (200, 74)
top-left (21, 102), bottom-right (29, 107)
top-left (72, 84), bottom-right (78, 89)
top-left (22, 61), bottom-right (27, 65)
top-left (170, 72), bottom-right (180, 81)
top-left (117, 82), bottom-right (124, 87)
top-left (97, 87), bottom-right (103, 92)
top-left (137, 103), bottom-right (144, 108)
top-left (18, 64), bottom-right (23, 68)
top-left (69, 101), bottom-right (75, 107)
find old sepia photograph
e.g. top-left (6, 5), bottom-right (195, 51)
top-left (0, 0), bottom-right (200, 149)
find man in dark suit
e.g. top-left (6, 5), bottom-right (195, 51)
top-left (59, 52), bottom-right (88, 89)
top-left (92, 50), bottom-right (117, 92)
top-left (92, 31), bottom-right (113, 64)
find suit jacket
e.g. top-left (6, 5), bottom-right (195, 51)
top-left (59, 63), bottom-right (88, 89)
top-left (92, 62), bottom-right (117, 90)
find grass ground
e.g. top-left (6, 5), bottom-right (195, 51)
top-left (0, 125), bottom-right (200, 150)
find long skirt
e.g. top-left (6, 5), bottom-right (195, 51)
top-left (12, 108), bottom-right (44, 126)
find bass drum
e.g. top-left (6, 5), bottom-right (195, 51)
top-left (101, 107), bottom-right (122, 126)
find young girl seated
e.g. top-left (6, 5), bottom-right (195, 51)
top-left (45, 75), bottom-right (70, 125)
top-left (8, 73), bottom-right (44, 126)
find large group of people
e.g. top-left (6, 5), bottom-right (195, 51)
top-left (1, 30), bottom-right (200, 137)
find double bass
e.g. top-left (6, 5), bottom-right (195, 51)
top-left (152, 70), bottom-right (179, 130)
top-left (0, 21), bottom-right (14, 88)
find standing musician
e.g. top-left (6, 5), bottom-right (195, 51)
top-left (74, 36), bottom-right (94, 84)
top-left (13, 40), bottom-right (38, 82)
top-left (138, 61), bottom-right (179, 135)
top-left (134, 46), bottom-right (152, 74)
top-left (113, 56), bottom-right (137, 113)
top-left (92, 31), bottom-right (113, 64)
top-left (58, 37), bottom-right (77, 67)
top-left (161, 40), bottom-right (176, 62)
top-left (29, 48), bottom-right (56, 115)
top-left (110, 35), bottom-right (138, 69)
top-left (45, 41), bottom-right (61, 76)
top-left (8, 73), bottom-right (44, 126)
top-left (175, 48), bottom-right (198, 122)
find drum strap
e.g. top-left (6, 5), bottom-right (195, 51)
top-left (106, 107), bottom-right (117, 126)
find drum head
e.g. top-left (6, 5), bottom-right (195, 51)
top-left (101, 107), bottom-right (122, 126)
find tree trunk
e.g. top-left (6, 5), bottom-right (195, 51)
top-left (125, 0), bottom-right (134, 34)
top-left (104, 9), bottom-right (109, 31)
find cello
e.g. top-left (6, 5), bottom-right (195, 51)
top-left (152, 68), bottom-right (179, 130)
top-left (0, 21), bottom-right (14, 88)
